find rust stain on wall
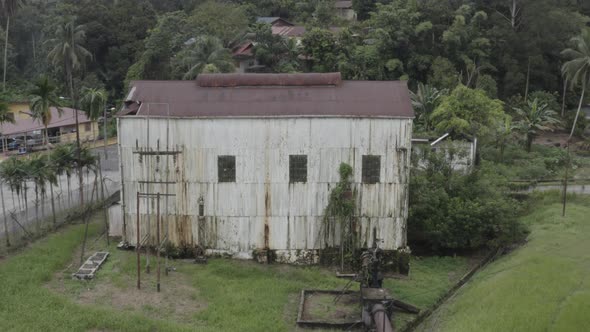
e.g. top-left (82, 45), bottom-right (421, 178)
top-left (264, 184), bottom-right (270, 249)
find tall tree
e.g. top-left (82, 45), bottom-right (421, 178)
top-left (252, 23), bottom-right (299, 73)
top-left (431, 85), bottom-right (505, 139)
top-left (51, 143), bottom-right (75, 205)
top-left (442, 5), bottom-right (492, 88)
top-left (125, 11), bottom-right (189, 82)
top-left (512, 98), bottom-right (560, 152)
top-left (174, 36), bottom-right (234, 79)
top-left (46, 18), bottom-right (92, 205)
top-left (0, 0), bottom-right (22, 92)
top-left (188, 1), bottom-right (249, 47)
top-left (29, 75), bottom-right (62, 146)
top-left (302, 28), bottom-right (338, 72)
top-left (80, 87), bottom-right (107, 145)
top-left (561, 28), bottom-right (590, 140)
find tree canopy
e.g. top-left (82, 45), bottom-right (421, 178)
top-left (0, 0), bottom-right (586, 115)
top-left (431, 85), bottom-right (506, 139)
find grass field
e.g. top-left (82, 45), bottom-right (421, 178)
top-left (0, 213), bottom-right (472, 332)
top-left (418, 193), bottom-right (590, 331)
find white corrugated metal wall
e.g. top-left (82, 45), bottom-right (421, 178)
top-left (117, 116), bottom-right (412, 262)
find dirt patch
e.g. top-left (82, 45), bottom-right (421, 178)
top-left (535, 132), bottom-right (584, 148)
top-left (302, 292), bottom-right (360, 323)
top-left (83, 275), bottom-right (203, 321)
top-left (47, 249), bottom-right (206, 324)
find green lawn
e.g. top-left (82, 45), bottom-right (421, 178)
top-left (418, 194), bottom-right (590, 332)
top-left (0, 213), bottom-right (471, 332)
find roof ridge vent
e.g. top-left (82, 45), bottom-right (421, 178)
top-left (196, 73), bottom-right (342, 87)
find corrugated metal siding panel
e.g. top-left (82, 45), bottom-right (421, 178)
top-left (119, 117), bottom-right (412, 253)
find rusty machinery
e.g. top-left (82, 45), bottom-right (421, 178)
top-left (344, 240), bottom-right (419, 332)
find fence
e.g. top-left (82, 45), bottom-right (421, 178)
top-left (1, 131), bottom-right (100, 154)
top-left (0, 172), bottom-right (120, 251)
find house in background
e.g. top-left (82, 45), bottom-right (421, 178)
top-left (233, 17), bottom-right (341, 72)
top-left (335, 1), bottom-right (357, 20)
top-left (0, 102), bottom-right (98, 152)
top-left (114, 73), bottom-right (414, 270)
top-left (255, 16), bottom-right (341, 40)
top-left (232, 42), bottom-right (261, 73)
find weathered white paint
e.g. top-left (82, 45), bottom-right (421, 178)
top-left (115, 116), bottom-right (412, 262)
top-left (108, 203), bottom-right (122, 237)
top-left (412, 139), bottom-right (476, 172)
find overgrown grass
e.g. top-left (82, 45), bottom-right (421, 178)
top-left (0, 213), bottom-right (471, 332)
top-left (418, 192), bottom-right (590, 331)
top-left (0, 214), bottom-right (189, 332)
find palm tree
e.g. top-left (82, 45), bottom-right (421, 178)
top-left (0, 0), bottom-right (23, 92)
top-left (46, 19), bottom-right (92, 205)
top-left (27, 155), bottom-right (46, 229)
top-left (410, 83), bottom-right (447, 131)
top-left (51, 143), bottom-right (75, 206)
top-left (29, 75), bottom-right (62, 146)
top-left (512, 98), bottom-right (561, 152)
top-left (0, 157), bottom-right (29, 222)
top-left (80, 87), bottom-right (107, 145)
top-left (176, 36), bottom-right (234, 79)
top-left (561, 28), bottom-right (590, 140)
top-left (41, 153), bottom-right (58, 227)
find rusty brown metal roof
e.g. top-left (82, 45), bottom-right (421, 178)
top-left (271, 25), bottom-right (341, 37)
top-left (121, 74), bottom-right (414, 119)
top-left (197, 73), bottom-right (342, 87)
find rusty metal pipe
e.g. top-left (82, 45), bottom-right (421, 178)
top-left (372, 304), bottom-right (393, 332)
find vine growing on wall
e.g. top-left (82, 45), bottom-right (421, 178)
top-left (323, 163), bottom-right (357, 271)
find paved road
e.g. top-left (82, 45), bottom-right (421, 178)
top-left (529, 184), bottom-right (590, 195)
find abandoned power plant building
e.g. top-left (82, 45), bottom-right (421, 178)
top-left (114, 73), bottom-right (414, 265)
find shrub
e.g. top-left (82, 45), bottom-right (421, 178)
top-left (408, 150), bottom-right (527, 252)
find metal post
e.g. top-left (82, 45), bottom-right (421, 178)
top-left (562, 144), bottom-right (570, 217)
top-left (145, 104), bottom-right (151, 274)
top-left (98, 157), bottom-right (109, 246)
top-left (156, 192), bottom-right (161, 292)
top-left (136, 191), bottom-right (141, 290)
top-left (103, 104), bottom-right (108, 160)
top-left (165, 104), bottom-right (170, 276)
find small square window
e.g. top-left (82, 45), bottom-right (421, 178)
top-left (289, 155), bottom-right (307, 183)
top-left (85, 123), bottom-right (91, 131)
top-left (218, 156), bottom-right (236, 182)
top-left (362, 155), bottom-right (380, 184)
